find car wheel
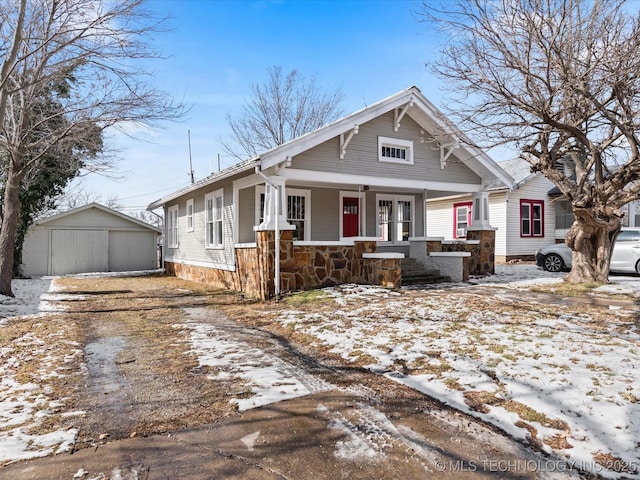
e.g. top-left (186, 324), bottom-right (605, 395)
top-left (636, 260), bottom-right (640, 275)
top-left (543, 253), bottom-right (564, 272)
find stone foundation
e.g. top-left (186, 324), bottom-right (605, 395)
top-left (165, 232), bottom-right (401, 301)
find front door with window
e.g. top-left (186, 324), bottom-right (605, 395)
top-left (342, 197), bottom-right (360, 237)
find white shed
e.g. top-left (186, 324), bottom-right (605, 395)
top-left (22, 203), bottom-right (161, 276)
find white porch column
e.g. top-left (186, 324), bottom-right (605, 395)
top-left (423, 190), bottom-right (428, 236)
top-left (467, 191), bottom-right (492, 231)
top-left (257, 175), bottom-right (293, 231)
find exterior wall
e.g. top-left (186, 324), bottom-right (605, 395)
top-left (427, 175), bottom-right (557, 261)
top-left (503, 174), bottom-right (556, 258)
top-left (165, 177), bottom-right (236, 269)
top-left (165, 232), bottom-right (400, 300)
top-left (310, 187), bottom-right (339, 241)
top-left (237, 186), bottom-right (256, 243)
top-left (292, 112), bottom-right (482, 185)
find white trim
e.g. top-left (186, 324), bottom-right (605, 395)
top-left (429, 251), bottom-right (471, 257)
top-left (294, 240), bottom-right (354, 246)
top-left (167, 205), bottom-right (179, 248)
top-left (164, 257), bottom-right (236, 271)
top-left (378, 136), bottom-right (414, 164)
top-left (339, 190), bottom-right (366, 239)
top-left (281, 168), bottom-right (484, 193)
top-left (186, 198), bottom-right (194, 232)
top-left (363, 252), bottom-right (405, 259)
top-left (205, 189), bottom-right (224, 249)
top-left (234, 242), bottom-right (257, 248)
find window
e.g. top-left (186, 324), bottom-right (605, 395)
top-left (256, 187), bottom-right (310, 241)
top-left (616, 230), bottom-right (640, 242)
top-left (521, 199), bottom-right (544, 237)
top-left (454, 202), bottom-right (472, 239)
top-left (167, 205), bottom-right (178, 248)
top-left (377, 195), bottom-right (414, 243)
top-left (378, 136), bottom-right (413, 164)
top-left (186, 199), bottom-right (194, 232)
top-left (205, 190), bottom-right (223, 248)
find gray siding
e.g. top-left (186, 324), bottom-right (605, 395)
top-left (291, 112), bottom-right (481, 185)
top-left (165, 177), bottom-right (236, 268)
top-left (238, 186), bottom-right (256, 243)
top-left (310, 187), bottom-right (339, 241)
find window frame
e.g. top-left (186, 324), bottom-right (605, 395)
top-left (186, 198), bottom-right (194, 232)
top-left (377, 136), bottom-right (414, 165)
top-left (520, 199), bottom-right (544, 238)
top-left (167, 204), bottom-right (179, 248)
top-left (255, 186), bottom-right (311, 241)
top-left (453, 202), bottom-right (473, 239)
top-left (376, 194), bottom-right (415, 244)
top-left (205, 189), bottom-right (224, 249)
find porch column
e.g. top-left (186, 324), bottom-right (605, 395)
top-left (466, 191), bottom-right (496, 275)
top-left (257, 175), bottom-right (293, 231)
top-left (468, 191), bottom-right (491, 230)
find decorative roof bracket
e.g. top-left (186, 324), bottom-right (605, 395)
top-left (394, 98), bottom-right (414, 131)
top-left (339, 125), bottom-right (359, 159)
top-left (440, 141), bottom-right (460, 169)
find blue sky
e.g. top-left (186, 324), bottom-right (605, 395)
top-left (72, 0), bottom-right (453, 212)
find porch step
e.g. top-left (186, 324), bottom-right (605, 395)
top-left (400, 258), bottom-right (451, 285)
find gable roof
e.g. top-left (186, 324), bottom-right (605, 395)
top-left (36, 202), bottom-right (162, 233)
top-left (498, 158), bottom-right (536, 188)
top-left (148, 86), bottom-right (513, 210)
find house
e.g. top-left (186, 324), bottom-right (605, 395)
top-left (426, 158), bottom-right (640, 261)
top-left (148, 86), bottom-right (513, 299)
top-left (22, 203), bottom-right (161, 276)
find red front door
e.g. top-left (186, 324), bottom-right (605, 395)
top-left (342, 197), bottom-right (359, 237)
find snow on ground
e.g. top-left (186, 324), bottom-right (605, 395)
top-left (275, 265), bottom-right (640, 479)
top-left (2, 266), bottom-right (640, 476)
top-left (0, 277), bottom-right (82, 465)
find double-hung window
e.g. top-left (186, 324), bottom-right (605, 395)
top-left (377, 194), bottom-right (414, 243)
top-left (454, 202), bottom-right (472, 239)
top-left (186, 199), bottom-right (194, 232)
top-left (167, 205), bottom-right (178, 248)
top-left (520, 199), bottom-right (544, 237)
top-left (205, 189), bottom-right (224, 248)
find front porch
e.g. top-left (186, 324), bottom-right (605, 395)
top-left (165, 227), bottom-right (495, 300)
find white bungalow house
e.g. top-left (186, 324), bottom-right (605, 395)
top-left (426, 158), bottom-right (640, 262)
top-left (148, 86), bottom-right (513, 299)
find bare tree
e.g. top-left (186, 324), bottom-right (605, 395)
top-left (421, 0), bottom-right (640, 283)
top-left (0, 0), bottom-right (183, 295)
top-left (221, 66), bottom-right (344, 160)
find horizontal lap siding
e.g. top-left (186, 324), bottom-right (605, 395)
top-left (505, 175), bottom-right (556, 256)
top-left (309, 187), bottom-right (338, 241)
top-left (238, 186), bottom-right (256, 243)
top-left (165, 178), bottom-right (236, 268)
top-left (291, 112), bottom-right (481, 185)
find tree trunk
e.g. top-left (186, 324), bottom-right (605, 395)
top-left (564, 210), bottom-right (620, 284)
top-left (0, 165), bottom-right (25, 297)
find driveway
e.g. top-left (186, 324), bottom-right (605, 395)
top-left (2, 267), bottom-right (635, 479)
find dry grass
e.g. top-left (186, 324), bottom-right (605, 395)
top-left (44, 274), bottom-right (250, 448)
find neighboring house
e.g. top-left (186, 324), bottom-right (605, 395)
top-left (22, 203), bottom-right (161, 276)
top-left (427, 158), bottom-right (640, 261)
top-left (148, 86), bottom-right (513, 299)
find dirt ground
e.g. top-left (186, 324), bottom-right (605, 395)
top-left (2, 274), bottom-right (590, 479)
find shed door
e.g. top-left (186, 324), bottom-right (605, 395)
top-left (50, 230), bottom-right (108, 275)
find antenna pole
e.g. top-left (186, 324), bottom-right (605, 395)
top-left (188, 130), bottom-right (195, 184)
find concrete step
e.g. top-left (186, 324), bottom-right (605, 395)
top-left (400, 258), bottom-right (451, 285)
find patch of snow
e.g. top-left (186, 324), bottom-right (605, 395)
top-left (275, 265), bottom-right (640, 479)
